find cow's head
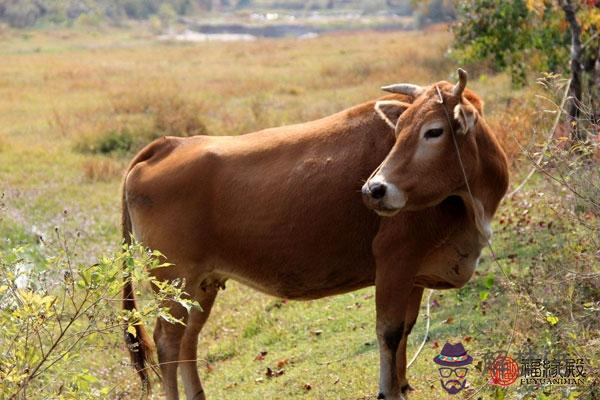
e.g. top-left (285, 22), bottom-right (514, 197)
top-left (362, 69), bottom-right (486, 217)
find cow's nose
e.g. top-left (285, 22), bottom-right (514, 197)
top-left (369, 182), bottom-right (387, 199)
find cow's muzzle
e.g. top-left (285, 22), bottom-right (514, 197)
top-left (361, 178), bottom-right (406, 217)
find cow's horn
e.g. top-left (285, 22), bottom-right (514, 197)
top-left (453, 68), bottom-right (468, 97)
top-left (381, 83), bottom-right (424, 97)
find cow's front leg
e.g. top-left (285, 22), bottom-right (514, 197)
top-left (396, 286), bottom-right (424, 394)
top-left (377, 322), bottom-right (403, 400)
top-left (375, 268), bottom-right (417, 400)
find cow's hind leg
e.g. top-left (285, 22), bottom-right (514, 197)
top-left (179, 286), bottom-right (218, 400)
top-left (154, 301), bottom-right (188, 400)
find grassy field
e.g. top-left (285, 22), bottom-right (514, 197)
top-left (0, 25), bottom-right (597, 400)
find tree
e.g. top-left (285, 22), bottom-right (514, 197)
top-left (452, 0), bottom-right (599, 140)
top-left (0, 0), bottom-right (45, 28)
top-left (158, 3), bottom-right (176, 27)
top-left (409, 0), bottom-right (455, 25)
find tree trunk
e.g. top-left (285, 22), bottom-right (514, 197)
top-left (559, 0), bottom-right (586, 142)
top-left (593, 44), bottom-right (600, 127)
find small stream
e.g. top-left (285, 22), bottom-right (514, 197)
top-left (160, 12), bottom-right (413, 42)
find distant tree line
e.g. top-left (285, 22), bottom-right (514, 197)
top-left (0, 0), bottom-right (423, 28)
top-left (0, 0), bottom-right (252, 28)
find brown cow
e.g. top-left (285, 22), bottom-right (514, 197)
top-left (121, 69), bottom-right (508, 400)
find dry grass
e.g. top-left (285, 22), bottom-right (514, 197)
top-left (1, 27), bottom-right (534, 165)
top-left (108, 82), bottom-right (209, 138)
top-left (0, 29), bottom-right (454, 149)
top-left (65, 86), bottom-right (208, 155)
top-left (487, 98), bottom-right (537, 168)
top-left (82, 157), bottom-right (122, 182)
top-left (0, 136), bottom-right (9, 153)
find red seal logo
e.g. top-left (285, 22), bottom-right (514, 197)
top-left (489, 356), bottom-right (519, 387)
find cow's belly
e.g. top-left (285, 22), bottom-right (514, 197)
top-left (207, 226), bottom-right (378, 300)
top-left (215, 256), bottom-right (376, 300)
top-left (414, 241), bottom-right (483, 289)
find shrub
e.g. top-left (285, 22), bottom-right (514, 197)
top-left (497, 74), bottom-right (600, 396)
top-left (0, 0), bottom-right (44, 28)
top-left (0, 233), bottom-right (198, 399)
top-left (75, 90), bottom-right (208, 156)
top-left (75, 127), bottom-right (139, 156)
top-left (153, 95), bottom-right (208, 137)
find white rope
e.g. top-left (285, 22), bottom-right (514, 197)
top-left (407, 289), bottom-right (434, 368)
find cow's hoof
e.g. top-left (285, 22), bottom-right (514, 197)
top-left (400, 383), bottom-right (414, 394)
top-left (377, 392), bottom-right (407, 400)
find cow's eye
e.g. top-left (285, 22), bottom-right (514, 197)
top-left (424, 128), bottom-right (444, 139)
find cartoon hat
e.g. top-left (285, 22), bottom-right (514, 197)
top-left (433, 342), bottom-right (473, 367)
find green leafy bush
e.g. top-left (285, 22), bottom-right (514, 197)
top-left (452, 0), bottom-right (568, 86)
top-left (75, 128), bottom-right (138, 155)
top-left (452, 0), bottom-right (600, 88)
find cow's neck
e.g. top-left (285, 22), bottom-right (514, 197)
top-left (458, 119), bottom-right (509, 244)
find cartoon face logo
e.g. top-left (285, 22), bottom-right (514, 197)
top-left (433, 342), bottom-right (473, 394)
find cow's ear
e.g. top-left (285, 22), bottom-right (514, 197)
top-left (463, 89), bottom-right (484, 115)
top-left (374, 100), bottom-right (410, 131)
top-left (453, 99), bottom-right (478, 135)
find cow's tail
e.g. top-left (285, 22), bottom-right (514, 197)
top-left (122, 174), bottom-right (156, 398)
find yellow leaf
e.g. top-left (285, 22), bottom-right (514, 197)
top-left (127, 324), bottom-right (137, 337)
top-left (546, 314), bottom-right (559, 326)
top-left (526, 0), bottom-right (545, 15)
